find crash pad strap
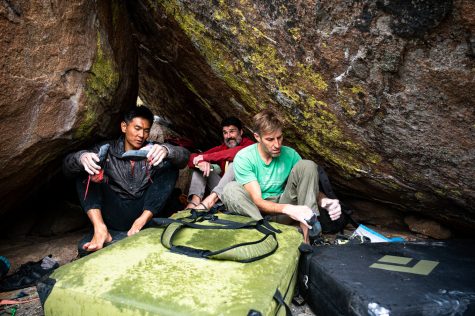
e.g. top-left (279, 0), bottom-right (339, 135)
top-left (273, 289), bottom-right (292, 316)
top-left (159, 214), bottom-right (279, 263)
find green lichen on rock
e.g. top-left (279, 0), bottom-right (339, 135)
top-left (76, 30), bottom-right (119, 140)
top-left (154, 0), bottom-right (380, 175)
top-left (86, 31), bottom-right (119, 99)
top-left (73, 107), bottom-right (96, 140)
top-left (111, 0), bottom-right (121, 29)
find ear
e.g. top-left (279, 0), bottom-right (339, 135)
top-left (253, 132), bottom-right (260, 143)
top-left (239, 129), bottom-right (243, 136)
top-left (121, 121), bottom-right (127, 133)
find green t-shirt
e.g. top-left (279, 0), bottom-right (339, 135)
top-left (234, 144), bottom-right (302, 199)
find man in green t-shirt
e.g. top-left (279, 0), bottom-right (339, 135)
top-left (222, 109), bottom-right (341, 242)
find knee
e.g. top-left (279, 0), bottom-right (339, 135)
top-left (222, 181), bottom-right (242, 202)
top-left (294, 160), bottom-right (318, 173)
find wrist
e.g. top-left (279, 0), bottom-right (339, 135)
top-left (141, 210), bottom-right (154, 221)
top-left (281, 204), bottom-right (292, 215)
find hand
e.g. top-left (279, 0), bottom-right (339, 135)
top-left (127, 211), bottom-right (152, 236)
top-left (193, 154), bottom-right (204, 165)
top-left (80, 152), bottom-right (101, 175)
top-left (320, 197), bottom-right (342, 220)
top-left (83, 224), bottom-right (112, 252)
top-left (146, 144), bottom-right (168, 166)
top-left (282, 204), bottom-right (313, 229)
top-left (196, 161), bottom-right (212, 177)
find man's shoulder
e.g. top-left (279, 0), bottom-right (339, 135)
top-left (281, 145), bottom-right (298, 155)
top-left (236, 143), bottom-right (257, 156)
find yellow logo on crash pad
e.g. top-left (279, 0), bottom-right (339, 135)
top-left (370, 255), bottom-right (439, 275)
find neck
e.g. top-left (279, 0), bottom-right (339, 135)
top-left (257, 143), bottom-right (272, 164)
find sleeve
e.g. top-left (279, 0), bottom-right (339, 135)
top-left (162, 143), bottom-right (190, 169)
top-left (62, 142), bottom-right (104, 178)
top-left (292, 149), bottom-right (302, 166)
top-left (188, 152), bottom-right (199, 168)
top-left (233, 152), bottom-right (257, 185)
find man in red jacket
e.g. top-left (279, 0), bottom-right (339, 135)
top-left (187, 117), bottom-right (254, 210)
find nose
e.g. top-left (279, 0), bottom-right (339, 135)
top-left (138, 130), bottom-right (144, 138)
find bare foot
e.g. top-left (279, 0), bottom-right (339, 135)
top-left (194, 202), bottom-right (208, 210)
top-left (186, 201), bottom-right (198, 209)
top-left (83, 225), bottom-right (112, 252)
top-left (186, 195), bottom-right (202, 209)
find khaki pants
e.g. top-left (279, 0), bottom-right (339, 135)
top-left (222, 160), bottom-right (319, 223)
top-left (188, 163), bottom-right (235, 200)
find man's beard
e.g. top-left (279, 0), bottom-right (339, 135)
top-left (225, 137), bottom-right (240, 148)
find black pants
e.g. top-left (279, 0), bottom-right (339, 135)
top-left (76, 161), bottom-right (178, 256)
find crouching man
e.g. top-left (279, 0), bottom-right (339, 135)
top-left (222, 109), bottom-right (342, 242)
top-left (63, 106), bottom-right (189, 256)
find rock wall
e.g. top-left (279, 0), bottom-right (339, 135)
top-left (129, 0), bottom-right (474, 232)
top-left (0, 0), bottom-right (138, 215)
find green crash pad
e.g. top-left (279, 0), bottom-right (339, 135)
top-left (41, 212), bottom-right (303, 315)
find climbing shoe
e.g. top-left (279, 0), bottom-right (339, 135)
top-left (0, 255), bottom-right (59, 292)
top-left (122, 149), bottom-right (150, 160)
top-left (306, 214), bottom-right (322, 245)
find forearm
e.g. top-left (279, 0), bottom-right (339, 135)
top-left (162, 144), bottom-right (190, 169)
top-left (253, 198), bottom-right (287, 215)
top-left (317, 191), bottom-right (325, 207)
top-left (139, 210), bottom-right (154, 222)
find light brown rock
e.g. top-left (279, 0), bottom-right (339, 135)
top-left (0, 1), bottom-right (138, 215)
top-left (404, 215), bottom-right (452, 239)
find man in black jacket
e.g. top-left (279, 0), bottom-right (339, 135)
top-left (63, 106), bottom-right (189, 256)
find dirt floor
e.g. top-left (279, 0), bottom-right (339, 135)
top-left (0, 226), bottom-right (422, 316)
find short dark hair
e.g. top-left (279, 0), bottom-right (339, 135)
top-left (221, 116), bottom-right (242, 130)
top-left (123, 106), bottom-right (154, 125)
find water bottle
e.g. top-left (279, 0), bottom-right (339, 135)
top-left (0, 256), bottom-right (10, 278)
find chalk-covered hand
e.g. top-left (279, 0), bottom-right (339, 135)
top-left (146, 144), bottom-right (168, 166)
top-left (80, 152), bottom-right (101, 175)
top-left (196, 161), bottom-right (212, 177)
top-left (282, 204), bottom-right (313, 229)
top-left (320, 197), bottom-right (342, 221)
top-left (193, 154), bottom-right (204, 165)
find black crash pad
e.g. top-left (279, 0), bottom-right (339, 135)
top-left (299, 240), bottom-right (475, 316)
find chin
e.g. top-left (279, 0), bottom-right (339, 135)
top-left (271, 152), bottom-right (281, 157)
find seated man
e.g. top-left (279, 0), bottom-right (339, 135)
top-left (222, 109), bottom-right (342, 242)
top-left (186, 117), bottom-right (254, 210)
top-left (63, 106), bottom-right (189, 256)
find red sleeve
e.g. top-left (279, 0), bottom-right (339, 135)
top-left (187, 152), bottom-right (199, 168)
top-left (202, 137), bottom-right (254, 163)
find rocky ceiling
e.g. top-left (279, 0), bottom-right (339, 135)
top-left (0, 0), bottom-right (473, 234)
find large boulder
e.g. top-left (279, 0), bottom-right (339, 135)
top-left (128, 0), bottom-right (474, 232)
top-left (0, 1), bottom-right (138, 215)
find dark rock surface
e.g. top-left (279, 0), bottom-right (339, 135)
top-left (127, 0), bottom-right (474, 233)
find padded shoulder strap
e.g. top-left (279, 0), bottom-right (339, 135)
top-left (160, 214), bottom-right (279, 263)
